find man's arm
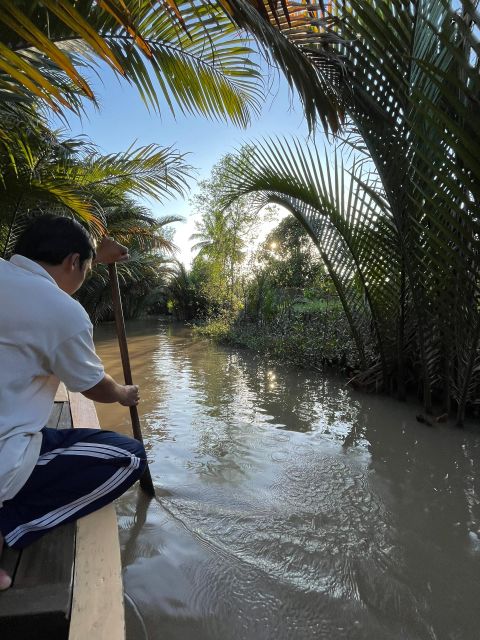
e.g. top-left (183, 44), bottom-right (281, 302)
top-left (82, 373), bottom-right (139, 406)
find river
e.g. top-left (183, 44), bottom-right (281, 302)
top-left (94, 318), bottom-right (480, 640)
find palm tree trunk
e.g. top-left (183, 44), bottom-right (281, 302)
top-left (442, 338), bottom-right (451, 415)
top-left (323, 254), bottom-right (367, 370)
top-left (403, 246), bottom-right (433, 413)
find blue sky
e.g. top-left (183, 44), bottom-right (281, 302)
top-left (58, 60), bottom-right (318, 265)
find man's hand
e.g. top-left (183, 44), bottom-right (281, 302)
top-left (93, 236), bottom-right (129, 264)
top-left (120, 385), bottom-right (140, 407)
top-left (82, 374), bottom-right (140, 405)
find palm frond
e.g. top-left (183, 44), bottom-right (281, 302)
top-left (72, 143), bottom-right (193, 203)
top-left (0, 0), bottom-right (268, 127)
top-left (221, 136), bottom-right (403, 378)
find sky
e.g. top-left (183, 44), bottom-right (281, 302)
top-left (57, 59), bottom-right (319, 266)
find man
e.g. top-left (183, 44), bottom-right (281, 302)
top-left (0, 215), bottom-right (147, 590)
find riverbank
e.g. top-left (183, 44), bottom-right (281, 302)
top-left (193, 305), bottom-right (363, 375)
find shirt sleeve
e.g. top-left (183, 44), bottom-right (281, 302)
top-left (50, 328), bottom-right (105, 392)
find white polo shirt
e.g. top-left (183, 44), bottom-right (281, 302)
top-left (0, 255), bottom-right (104, 505)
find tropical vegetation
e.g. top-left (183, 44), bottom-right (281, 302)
top-left (217, 216), bottom-right (358, 373)
top-left (1, 0), bottom-right (478, 424)
top-left (0, 0), bottom-right (323, 321)
top-left (183, 150), bottom-right (270, 318)
top-left (218, 0), bottom-right (480, 425)
top-left (0, 110), bottom-right (191, 318)
top-left (167, 156), bottom-right (355, 371)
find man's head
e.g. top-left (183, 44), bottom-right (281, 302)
top-left (14, 215), bottom-right (96, 294)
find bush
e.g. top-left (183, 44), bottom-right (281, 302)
top-left (193, 316), bottom-right (234, 341)
top-left (218, 305), bottom-right (363, 373)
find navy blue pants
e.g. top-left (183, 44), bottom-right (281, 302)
top-left (0, 427), bottom-right (147, 549)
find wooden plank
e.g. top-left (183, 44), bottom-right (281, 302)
top-left (67, 392), bottom-right (125, 640)
top-left (69, 392), bottom-right (100, 429)
top-left (69, 507), bottom-right (125, 640)
top-left (55, 383), bottom-right (69, 402)
top-left (0, 583), bottom-right (73, 616)
top-left (57, 402), bottom-right (72, 430)
top-left (13, 523), bottom-right (75, 590)
top-left (0, 608), bottom-right (69, 640)
top-left (46, 403), bottom-right (62, 429)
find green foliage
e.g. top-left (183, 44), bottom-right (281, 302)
top-left (193, 211), bottom-right (350, 373)
top-left (254, 216), bottom-right (323, 290)
top-left (194, 316), bottom-right (234, 341)
top-left (165, 261), bottom-right (204, 321)
top-left (228, 304), bottom-right (360, 373)
top-left (0, 0), bottom-right (270, 137)
top-left (241, 215), bottom-right (337, 325)
top-left (293, 299), bottom-right (341, 314)
top-left (187, 148), bottom-right (267, 319)
top-left (76, 215), bottom-right (179, 324)
top-left (0, 109), bottom-right (189, 322)
top-left (221, 0), bottom-right (480, 423)
top-left (0, 108), bottom-right (192, 253)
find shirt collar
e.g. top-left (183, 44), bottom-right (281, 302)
top-left (9, 255), bottom-right (58, 286)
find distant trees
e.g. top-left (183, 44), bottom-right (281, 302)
top-left (166, 261), bottom-right (207, 322)
top-left (257, 217), bottom-right (322, 290)
top-left (185, 150), bottom-right (267, 318)
top-left (242, 216), bottom-right (325, 322)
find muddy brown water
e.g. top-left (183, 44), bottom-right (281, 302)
top-left (94, 318), bottom-right (480, 640)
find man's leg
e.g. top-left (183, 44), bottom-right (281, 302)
top-left (0, 427), bottom-right (147, 557)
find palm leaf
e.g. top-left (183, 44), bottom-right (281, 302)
top-left (71, 143), bottom-right (193, 203)
top-left (221, 136), bottom-right (403, 380)
top-left (0, 1), bottom-right (266, 127)
top-left (236, 0), bottom-right (480, 417)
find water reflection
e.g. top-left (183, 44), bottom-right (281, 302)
top-left (95, 319), bottom-right (480, 640)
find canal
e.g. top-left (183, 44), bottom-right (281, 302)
top-left (94, 318), bottom-right (480, 640)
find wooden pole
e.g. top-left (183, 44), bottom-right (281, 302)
top-left (108, 263), bottom-right (155, 496)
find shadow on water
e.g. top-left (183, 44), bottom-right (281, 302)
top-left (95, 319), bottom-right (480, 640)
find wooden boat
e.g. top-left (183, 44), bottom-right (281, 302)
top-left (0, 384), bottom-right (125, 640)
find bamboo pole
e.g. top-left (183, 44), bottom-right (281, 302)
top-left (108, 263), bottom-right (155, 496)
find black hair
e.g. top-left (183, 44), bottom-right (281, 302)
top-left (13, 215), bottom-right (96, 266)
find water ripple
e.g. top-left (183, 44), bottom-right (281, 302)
top-left (95, 320), bottom-right (480, 640)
